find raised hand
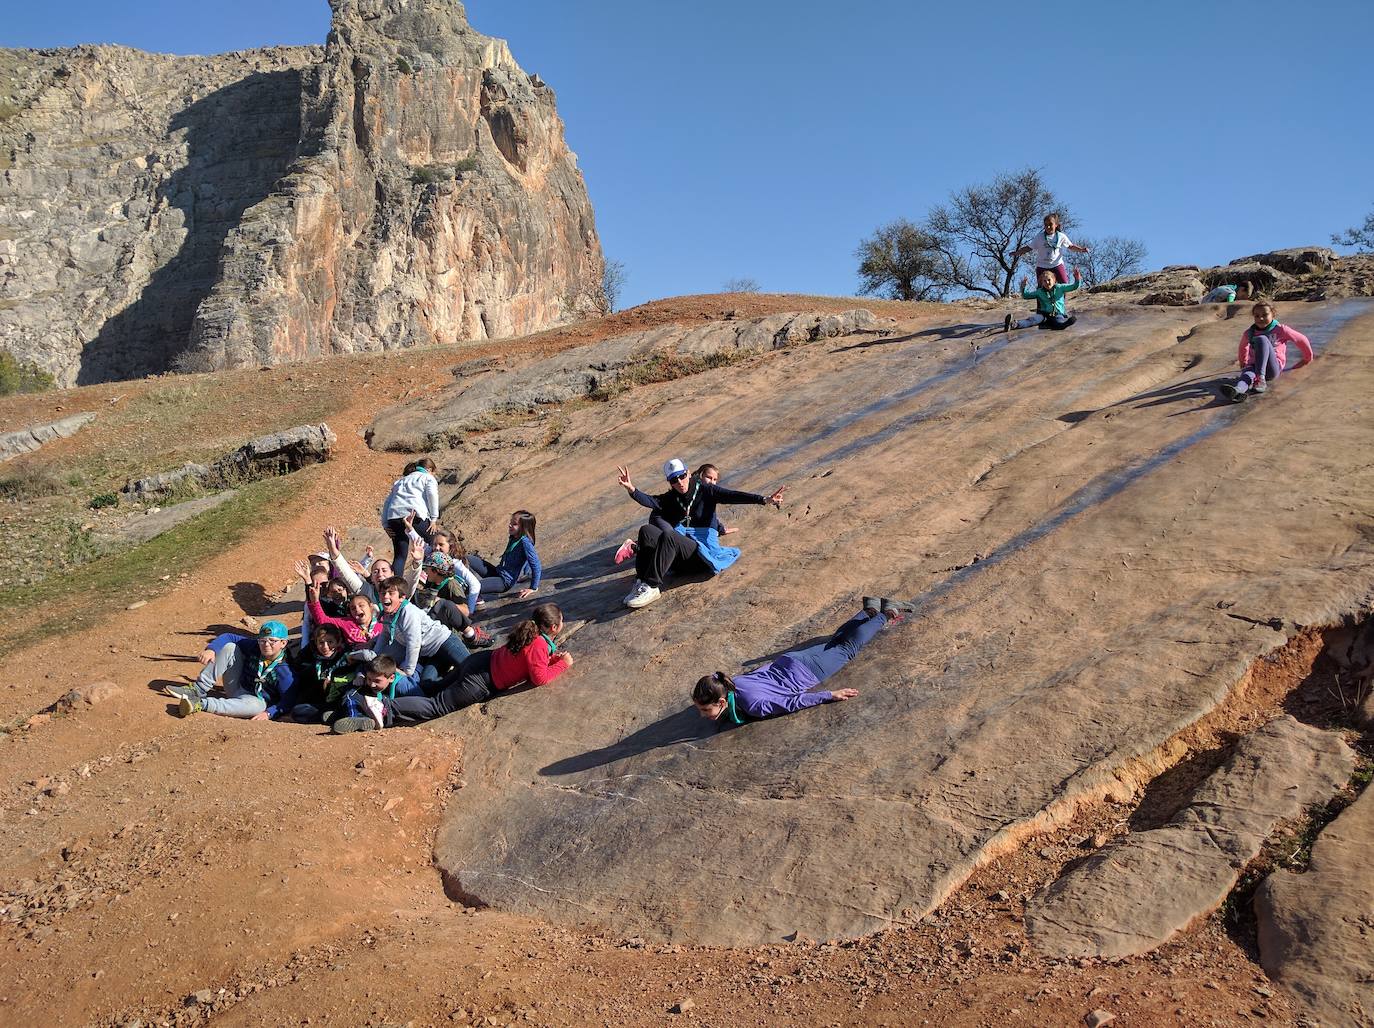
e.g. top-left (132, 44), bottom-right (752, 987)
top-left (1072, 267), bottom-right (1082, 282)
top-left (767, 485), bottom-right (787, 509)
top-left (323, 526), bottom-right (342, 559)
top-left (1019, 275), bottom-right (1029, 291)
top-left (616, 465), bottom-right (635, 493)
top-left (293, 559), bottom-right (311, 584)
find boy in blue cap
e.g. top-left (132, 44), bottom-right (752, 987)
top-left (167, 621), bottom-right (297, 720)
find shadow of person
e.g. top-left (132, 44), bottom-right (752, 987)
top-left (539, 706), bottom-right (720, 776)
top-left (229, 582), bottom-right (296, 619)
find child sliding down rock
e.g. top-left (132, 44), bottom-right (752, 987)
top-left (1218, 300), bottom-right (1313, 402)
top-left (1005, 267), bottom-right (1082, 333)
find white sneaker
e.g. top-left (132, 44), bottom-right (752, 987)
top-left (624, 581), bottom-right (661, 609)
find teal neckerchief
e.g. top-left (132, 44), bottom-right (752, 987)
top-left (384, 599), bottom-right (408, 644)
top-left (540, 632), bottom-right (558, 656)
top-left (1253, 319), bottom-right (1278, 334)
top-left (721, 692), bottom-right (744, 725)
top-left (384, 672), bottom-right (401, 700)
top-left (503, 535), bottom-right (524, 559)
top-left (253, 651), bottom-right (284, 699)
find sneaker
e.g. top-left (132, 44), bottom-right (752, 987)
top-left (862, 596), bottom-right (881, 615)
top-left (613, 539), bottom-right (637, 565)
top-left (175, 695), bottom-right (203, 717)
top-left (1003, 313), bottom-right (1014, 333)
top-left (880, 598), bottom-right (916, 617)
top-left (1251, 379), bottom-right (1268, 395)
top-left (474, 599), bottom-right (486, 610)
top-left (164, 683), bottom-right (200, 702)
top-left (331, 716), bottom-right (378, 735)
top-left (1219, 382), bottom-right (1244, 403)
top-left (464, 624), bottom-right (495, 648)
top-left (624, 581), bottom-right (661, 609)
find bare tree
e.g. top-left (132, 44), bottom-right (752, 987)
top-left (854, 218), bottom-right (947, 301)
top-left (924, 168), bottom-right (1066, 298)
top-left (1332, 208), bottom-right (1374, 252)
top-left (595, 258), bottom-right (627, 315)
top-left (1072, 236), bottom-right (1149, 287)
top-left (722, 277), bottom-right (761, 293)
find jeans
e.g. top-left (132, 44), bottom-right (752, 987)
top-left (417, 631), bottom-right (471, 689)
top-left (196, 645), bottom-right (268, 718)
top-left (788, 611), bottom-right (888, 685)
top-left (387, 515), bottom-right (434, 573)
top-left (394, 650), bottom-right (495, 724)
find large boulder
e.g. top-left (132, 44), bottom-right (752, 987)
top-left (0, 412), bottom-right (96, 462)
top-left (0, 0), bottom-right (602, 385)
top-left (122, 423), bottom-right (335, 499)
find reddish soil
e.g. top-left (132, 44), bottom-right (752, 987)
top-left (0, 296), bottom-right (1344, 1026)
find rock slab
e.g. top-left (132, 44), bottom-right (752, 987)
top-left (0, 412), bottom-right (96, 462)
top-left (122, 423), bottom-right (335, 499)
top-left (1256, 783), bottom-right (1374, 1028)
top-left (1026, 716), bottom-right (1355, 959)
top-left (368, 308), bottom-right (883, 450)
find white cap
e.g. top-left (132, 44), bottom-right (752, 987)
top-left (662, 458), bottom-right (688, 480)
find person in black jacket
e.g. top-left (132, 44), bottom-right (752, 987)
top-left (613, 458), bottom-right (786, 609)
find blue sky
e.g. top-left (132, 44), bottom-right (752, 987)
top-left (8, 1), bottom-right (1374, 308)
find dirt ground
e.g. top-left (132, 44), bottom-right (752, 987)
top-left (0, 294), bottom-right (1356, 1026)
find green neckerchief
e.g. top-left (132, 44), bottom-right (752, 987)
top-left (253, 651), bottom-right (284, 699)
top-left (384, 672), bottom-right (401, 700)
top-left (664, 476), bottom-right (702, 527)
top-left (503, 535), bottom-right (524, 559)
top-left (1253, 319), bottom-right (1279, 334)
top-left (540, 632), bottom-right (558, 657)
top-left (721, 691), bottom-right (744, 725)
top-left (384, 599), bottom-right (409, 644)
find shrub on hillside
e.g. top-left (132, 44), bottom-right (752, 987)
top-left (0, 350), bottom-right (54, 395)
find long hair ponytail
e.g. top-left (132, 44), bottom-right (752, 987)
top-left (692, 671), bottom-right (735, 706)
top-left (510, 510), bottom-right (537, 545)
top-left (506, 602), bottom-right (561, 654)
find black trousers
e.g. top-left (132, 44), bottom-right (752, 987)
top-left (634, 516), bottom-right (705, 588)
top-left (392, 650), bottom-right (493, 724)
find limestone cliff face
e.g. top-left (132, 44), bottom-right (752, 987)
top-left (0, 0), bottom-right (603, 385)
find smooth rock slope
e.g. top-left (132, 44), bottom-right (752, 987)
top-left (389, 298), bottom-right (1374, 946)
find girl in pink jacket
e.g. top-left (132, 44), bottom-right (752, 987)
top-left (1220, 300), bottom-right (1314, 402)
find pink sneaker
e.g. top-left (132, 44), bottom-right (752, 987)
top-left (614, 539), bottom-right (636, 565)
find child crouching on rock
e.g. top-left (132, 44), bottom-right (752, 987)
top-left (1005, 267), bottom-right (1082, 333)
top-left (168, 621), bottom-right (296, 721)
top-left (1219, 300), bottom-right (1313, 402)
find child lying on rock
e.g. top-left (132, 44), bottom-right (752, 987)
top-left (690, 598), bottom-right (914, 724)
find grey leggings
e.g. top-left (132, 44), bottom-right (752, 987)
top-left (195, 645), bottom-right (268, 718)
top-left (1237, 332), bottom-right (1282, 390)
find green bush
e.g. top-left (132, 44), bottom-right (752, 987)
top-left (88, 492), bottom-right (119, 510)
top-left (395, 56), bottom-right (414, 74)
top-left (0, 351), bottom-right (55, 395)
top-left (454, 156), bottom-right (479, 175)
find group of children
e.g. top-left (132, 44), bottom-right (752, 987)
top-left (1002, 213), bottom-right (1315, 402)
top-left (171, 219), bottom-right (1319, 732)
top-left (172, 452), bottom-right (918, 732)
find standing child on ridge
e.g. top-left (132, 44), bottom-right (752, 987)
top-left (1005, 267), bottom-right (1082, 332)
top-left (1009, 212), bottom-right (1090, 284)
top-left (1219, 300), bottom-right (1313, 402)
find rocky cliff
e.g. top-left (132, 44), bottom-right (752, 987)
top-left (0, 0), bottom-right (603, 386)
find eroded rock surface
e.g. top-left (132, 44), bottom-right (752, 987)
top-left (0, 0), bottom-right (602, 385)
top-left (1257, 784), bottom-right (1374, 1027)
top-left (0, 411), bottom-right (96, 461)
top-left (121, 422), bottom-right (335, 499)
top-left (1089, 248), bottom-right (1374, 306)
top-left (367, 308), bottom-right (885, 450)
top-left (1024, 716), bottom-right (1355, 959)
top-left (386, 297), bottom-right (1374, 945)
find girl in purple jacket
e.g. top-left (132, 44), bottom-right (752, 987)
top-left (691, 597), bottom-right (913, 723)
